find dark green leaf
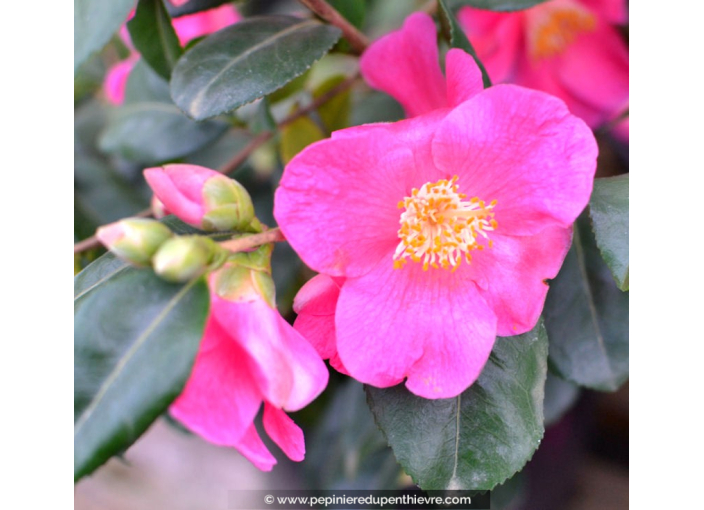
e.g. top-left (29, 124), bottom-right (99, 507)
top-left (167, 0), bottom-right (230, 17)
top-left (170, 16), bottom-right (341, 120)
top-left (366, 322), bottom-right (548, 490)
top-left (438, 0), bottom-right (492, 88)
top-left (124, 59), bottom-right (174, 104)
top-left (544, 217), bottom-right (629, 391)
top-left (74, 262), bottom-right (209, 481)
top-left (127, 0), bottom-right (183, 80)
top-left (589, 175), bottom-right (629, 291)
top-left (451, 0), bottom-right (550, 11)
top-left (75, 0), bottom-right (134, 72)
top-left (306, 381), bottom-right (401, 489)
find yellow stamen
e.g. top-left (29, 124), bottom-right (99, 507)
top-left (529, 4), bottom-right (596, 60)
top-left (393, 176), bottom-right (497, 271)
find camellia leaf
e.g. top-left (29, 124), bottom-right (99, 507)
top-left (100, 62), bottom-right (228, 164)
top-left (452, 0), bottom-right (550, 11)
top-left (74, 217), bottom-right (231, 481)
top-left (127, 0), bottom-right (183, 80)
top-left (438, 0), bottom-right (492, 88)
top-left (542, 372), bottom-right (580, 426)
top-left (588, 174), bottom-right (629, 291)
top-left (75, 0), bottom-right (134, 72)
top-left (170, 16), bottom-right (341, 120)
top-left (167, 0), bottom-right (230, 18)
top-left (366, 321), bottom-right (548, 490)
top-left (543, 216), bottom-right (629, 391)
top-left (74, 261), bottom-right (209, 481)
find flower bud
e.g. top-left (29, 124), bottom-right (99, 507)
top-left (152, 236), bottom-right (218, 282)
top-left (96, 218), bottom-right (172, 266)
top-left (144, 164), bottom-right (255, 232)
top-left (212, 263), bottom-right (277, 308)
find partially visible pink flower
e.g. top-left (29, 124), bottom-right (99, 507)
top-left (103, 4), bottom-right (240, 105)
top-left (458, 0), bottom-right (629, 128)
top-left (171, 266), bottom-right (329, 471)
top-left (168, 0), bottom-right (189, 6)
top-left (144, 164), bottom-right (254, 232)
top-left (360, 12), bottom-right (484, 118)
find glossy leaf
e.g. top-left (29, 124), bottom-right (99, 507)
top-left (544, 217), bottom-right (629, 391)
top-left (74, 260), bottom-right (209, 481)
top-left (74, 217), bottom-right (235, 481)
top-left (167, 0), bottom-right (230, 17)
top-left (452, 0), bottom-right (550, 11)
top-left (171, 16), bottom-right (341, 120)
top-left (75, 0), bottom-right (134, 72)
top-left (366, 322), bottom-right (548, 491)
top-left (589, 175), bottom-right (629, 291)
top-left (438, 0), bottom-right (492, 88)
top-left (279, 114), bottom-right (326, 164)
top-left (314, 75), bottom-right (352, 133)
top-left (100, 62), bottom-right (227, 164)
top-left (128, 0), bottom-right (183, 80)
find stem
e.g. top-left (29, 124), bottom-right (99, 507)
top-left (298, 0), bottom-right (370, 54)
top-left (219, 228), bottom-right (286, 253)
top-left (74, 75), bottom-right (358, 255)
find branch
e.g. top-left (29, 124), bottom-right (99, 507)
top-left (298, 0), bottom-right (370, 54)
top-left (218, 228), bottom-right (286, 253)
top-left (74, 75), bottom-right (359, 255)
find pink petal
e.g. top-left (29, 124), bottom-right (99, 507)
top-left (143, 165), bottom-right (213, 227)
top-left (172, 4), bottom-right (240, 46)
top-left (211, 294), bottom-right (329, 412)
top-left (293, 274), bottom-right (342, 360)
top-left (457, 7), bottom-right (524, 83)
top-left (432, 84), bottom-right (597, 236)
top-left (263, 404), bottom-right (305, 462)
top-left (103, 58), bottom-right (136, 105)
top-left (580, 0), bottom-right (628, 24)
top-left (170, 317), bottom-right (262, 447)
top-left (275, 133), bottom-right (413, 277)
top-left (445, 48), bottom-right (485, 107)
top-left (235, 423), bottom-right (277, 472)
top-left (336, 260), bottom-right (497, 398)
top-left (360, 12), bottom-right (447, 117)
top-left (555, 24), bottom-right (629, 127)
top-left (293, 275), bottom-right (349, 375)
top-left (469, 227), bottom-right (573, 336)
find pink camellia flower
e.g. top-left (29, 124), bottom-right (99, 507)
top-left (458, 0), bottom-right (629, 129)
top-left (275, 18), bottom-right (597, 399)
top-left (144, 164), bottom-right (254, 232)
top-left (104, 4), bottom-right (240, 105)
top-left (171, 265), bottom-right (329, 471)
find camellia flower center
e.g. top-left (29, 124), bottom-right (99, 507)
top-left (393, 176), bottom-right (497, 271)
top-left (529, 4), bottom-right (596, 60)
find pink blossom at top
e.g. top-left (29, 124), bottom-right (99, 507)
top-left (170, 267), bottom-right (329, 471)
top-left (360, 12), bottom-right (484, 118)
top-left (458, 0), bottom-right (629, 129)
top-left (276, 21), bottom-right (597, 398)
top-left (103, 4), bottom-right (240, 105)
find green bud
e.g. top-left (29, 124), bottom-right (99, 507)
top-left (96, 218), bottom-right (172, 266)
top-left (152, 236), bottom-right (218, 282)
top-left (201, 176), bottom-right (255, 231)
